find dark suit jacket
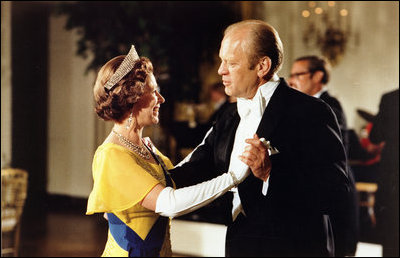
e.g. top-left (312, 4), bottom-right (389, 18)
top-left (369, 89), bottom-right (399, 254)
top-left (320, 92), bottom-right (348, 153)
top-left (319, 91), bottom-right (358, 256)
top-left (370, 89), bottom-right (399, 186)
top-left (171, 80), bottom-right (351, 256)
top-left (208, 99), bottom-right (231, 126)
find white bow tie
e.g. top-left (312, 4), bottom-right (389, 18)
top-left (237, 92), bottom-right (264, 120)
top-left (236, 74), bottom-right (280, 120)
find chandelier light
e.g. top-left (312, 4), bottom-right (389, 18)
top-left (301, 1), bottom-right (358, 66)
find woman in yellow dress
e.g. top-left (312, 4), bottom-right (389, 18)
top-left (86, 45), bottom-right (270, 257)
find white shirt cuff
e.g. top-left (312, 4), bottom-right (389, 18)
top-left (262, 177), bottom-right (270, 196)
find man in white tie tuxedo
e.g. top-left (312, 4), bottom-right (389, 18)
top-left (171, 20), bottom-right (352, 257)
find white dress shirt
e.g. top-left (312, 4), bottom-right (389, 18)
top-left (313, 86), bottom-right (328, 98)
top-left (230, 74), bottom-right (280, 221)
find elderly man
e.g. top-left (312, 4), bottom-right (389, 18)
top-left (171, 20), bottom-right (351, 257)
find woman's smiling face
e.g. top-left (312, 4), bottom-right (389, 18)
top-left (134, 73), bottom-right (165, 127)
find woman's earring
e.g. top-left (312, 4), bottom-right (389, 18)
top-left (126, 112), bottom-right (133, 130)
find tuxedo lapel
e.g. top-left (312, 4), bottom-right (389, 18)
top-left (224, 113), bottom-right (240, 168)
top-left (214, 107), bottom-right (240, 172)
top-left (238, 80), bottom-right (291, 213)
top-left (256, 79), bottom-right (289, 140)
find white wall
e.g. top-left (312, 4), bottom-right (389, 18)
top-left (260, 1), bottom-right (399, 131)
top-left (170, 220), bottom-right (227, 257)
top-left (1, 2), bottom-right (12, 168)
top-left (47, 15), bottom-right (98, 197)
top-left (332, 1), bottom-right (399, 130)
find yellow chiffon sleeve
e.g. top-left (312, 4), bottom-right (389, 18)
top-left (86, 145), bottom-right (160, 215)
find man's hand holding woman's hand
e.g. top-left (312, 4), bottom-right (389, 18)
top-left (239, 134), bottom-right (272, 181)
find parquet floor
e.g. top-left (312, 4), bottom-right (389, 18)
top-left (17, 209), bottom-right (108, 257)
top-left (2, 202), bottom-right (381, 257)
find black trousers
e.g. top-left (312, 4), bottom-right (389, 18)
top-left (225, 213), bottom-right (333, 257)
top-left (225, 213), bottom-right (291, 257)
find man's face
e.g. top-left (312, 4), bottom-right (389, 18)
top-left (217, 33), bottom-right (259, 99)
top-left (288, 60), bottom-right (315, 95)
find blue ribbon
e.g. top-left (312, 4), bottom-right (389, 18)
top-left (107, 213), bottom-right (168, 257)
top-left (107, 140), bottom-right (173, 256)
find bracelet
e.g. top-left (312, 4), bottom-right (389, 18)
top-left (229, 171), bottom-right (240, 187)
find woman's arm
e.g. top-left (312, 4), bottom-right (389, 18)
top-left (140, 135), bottom-right (270, 217)
top-left (140, 184), bottom-right (164, 211)
top-left (141, 168), bottom-right (246, 217)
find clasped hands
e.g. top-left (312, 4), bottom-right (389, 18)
top-left (239, 134), bottom-right (272, 182)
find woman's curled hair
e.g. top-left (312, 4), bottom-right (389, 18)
top-left (93, 56), bottom-right (153, 123)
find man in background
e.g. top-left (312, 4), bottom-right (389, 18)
top-left (288, 56), bottom-right (349, 153)
top-left (288, 55), bottom-right (359, 257)
top-left (369, 89), bottom-right (399, 257)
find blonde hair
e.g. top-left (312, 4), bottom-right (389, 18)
top-left (224, 20), bottom-right (283, 80)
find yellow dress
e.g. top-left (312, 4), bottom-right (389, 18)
top-left (86, 142), bottom-right (175, 257)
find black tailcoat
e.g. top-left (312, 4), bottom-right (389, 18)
top-left (171, 80), bottom-right (351, 257)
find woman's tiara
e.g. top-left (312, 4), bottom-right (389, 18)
top-left (104, 45), bottom-right (139, 91)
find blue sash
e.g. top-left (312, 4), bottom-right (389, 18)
top-left (143, 138), bottom-right (173, 188)
top-left (108, 140), bottom-right (173, 257)
top-left (107, 213), bottom-right (168, 257)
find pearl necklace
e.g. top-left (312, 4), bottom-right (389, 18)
top-left (112, 130), bottom-right (151, 160)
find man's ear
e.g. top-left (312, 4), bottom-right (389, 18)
top-left (312, 70), bottom-right (324, 83)
top-left (257, 57), bottom-right (272, 78)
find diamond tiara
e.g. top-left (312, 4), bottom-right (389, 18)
top-left (104, 45), bottom-right (140, 91)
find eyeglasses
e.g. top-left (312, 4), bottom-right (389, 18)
top-left (289, 71), bottom-right (312, 79)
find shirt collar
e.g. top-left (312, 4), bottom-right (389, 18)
top-left (313, 85), bottom-right (328, 98)
top-left (237, 74), bottom-right (280, 119)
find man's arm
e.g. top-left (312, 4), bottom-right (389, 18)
top-left (239, 134), bottom-right (271, 182)
top-left (170, 127), bottom-right (217, 187)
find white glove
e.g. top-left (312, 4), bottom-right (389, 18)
top-left (155, 160), bottom-right (249, 218)
top-left (229, 156), bottom-right (250, 183)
